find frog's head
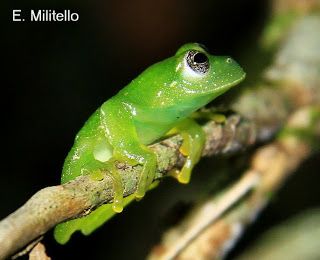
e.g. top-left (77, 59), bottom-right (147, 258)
top-left (125, 43), bottom-right (245, 112)
top-left (172, 43), bottom-right (245, 98)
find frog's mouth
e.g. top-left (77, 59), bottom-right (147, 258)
top-left (214, 72), bottom-right (246, 92)
top-left (176, 72), bottom-right (245, 114)
top-left (199, 72), bottom-right (246, 97)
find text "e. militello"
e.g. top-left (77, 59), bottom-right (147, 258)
top-left (13, 10), bottom-right (79, 22)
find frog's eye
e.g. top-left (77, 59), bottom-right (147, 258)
top-left (186, 50), bottom-right (210, 74)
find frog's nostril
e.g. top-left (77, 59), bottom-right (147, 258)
top-left (226, 58), bottom-right (232, 63)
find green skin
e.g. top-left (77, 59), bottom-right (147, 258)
top-left (54, 43), bottom-right (245, 244)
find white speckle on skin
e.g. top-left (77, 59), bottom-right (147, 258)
top-left (72, 150), bottom-right (80, 160)
top-left (176, 62), bottom-right (182, 72)
top-left (132, 108), bottom-right (137, 116)
top-left (170, 81), bottom-right (177, 88)
top-left (123, 102), bottom-right (137, 116)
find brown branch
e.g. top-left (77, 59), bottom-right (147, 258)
top-left (0, 111), bottom-right (270, 259)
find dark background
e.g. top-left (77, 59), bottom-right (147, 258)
top-left (2, 0), bottom-right (319, 259)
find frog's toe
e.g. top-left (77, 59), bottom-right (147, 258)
top-left (112, 197), bottom-right (123, 213)
top-left (134, 178), bottom-right (148, 198)
top-left (134, 153), bottom-right (157, 199)
top-left (177, 161), bottom-right (192, 184)
top-left (105, 163), bottom-right (124, 213)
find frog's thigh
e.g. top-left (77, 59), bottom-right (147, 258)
top-left (173, 118), bottom-right (205, 184)
top-left (100, 103), bottom-right (157, 199)
top-left (91, 138), bottom-right (125, 212)
top-left (191, 110), bottom-right (226, 123)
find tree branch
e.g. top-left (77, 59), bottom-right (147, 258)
top-left (0, 110), bottom-right (265, 259)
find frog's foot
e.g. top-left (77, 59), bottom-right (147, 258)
top-left (133, 148), bottom-right (157, 199)
top-left (175, 119), bottom-right (206, 184)
top-left (105, 161), bottom-right (124, 213)
top-left (192, 109), bottom-right (226, 123)
top-left (82, 160), bottom-right (124, 213)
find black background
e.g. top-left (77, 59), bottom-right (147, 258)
top-left (2, 0), bottom-right (320, 259)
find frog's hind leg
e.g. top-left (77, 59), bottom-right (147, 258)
top-left (171, 118), bottom-right (206, 184)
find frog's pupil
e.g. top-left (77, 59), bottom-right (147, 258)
top-left (193, 52), bottom-right (208, 64)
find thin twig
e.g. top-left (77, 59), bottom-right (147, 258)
top-left (149, 105), bottom-right (320, 260)
top-left (29, 242), bottom-right (51, 260)
top-left (11, 237), bottom-right (43, 260)
top-left (156, 170), bottom-right (260, 260)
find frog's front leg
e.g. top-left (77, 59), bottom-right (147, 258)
top-left (113, 145), bottom-right (157, 198)
top-left (100, 101), bottom-right (157, 201)
top-left (81, 159), bottom-right (124, 213)
top-left (171, 118), bottom-right (206, 184)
